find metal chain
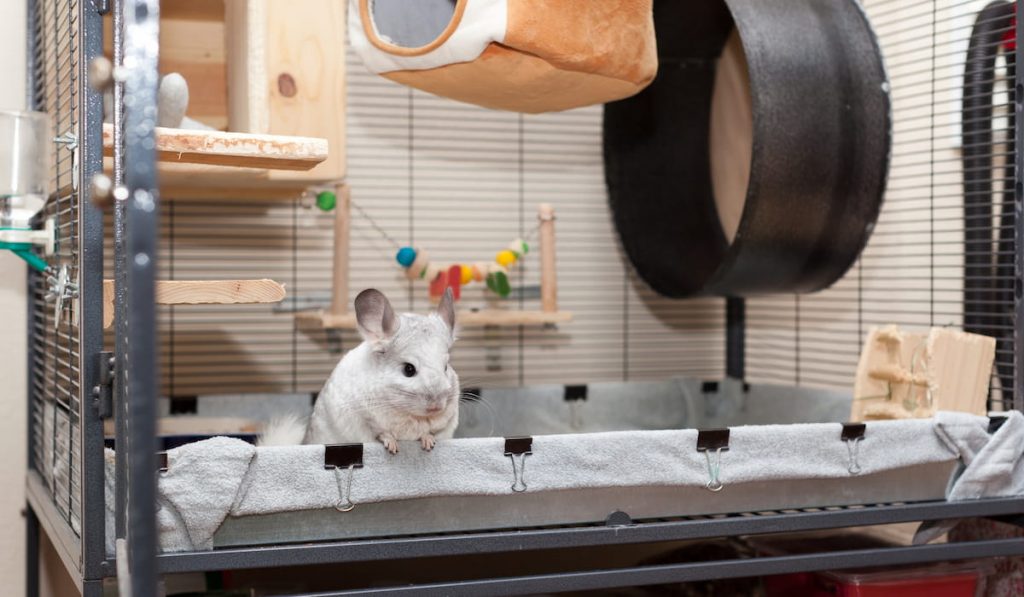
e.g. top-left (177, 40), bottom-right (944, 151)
top-left (351, 198), bottom-right (543, 250)
top-left (350, 199), bottom-right (403, 250)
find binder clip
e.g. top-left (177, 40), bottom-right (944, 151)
top-left (697, 429), bottom-right (730, 492)
top-left (324, 444), bottom-right (364, 512)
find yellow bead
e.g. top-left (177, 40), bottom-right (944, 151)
top-left (460, 265), bottom-right (473, 285)
top-left (496, 250), bottom-right (517, 267)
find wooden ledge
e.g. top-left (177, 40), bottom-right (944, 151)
top-left (103, 279), bottom-right (286, 327)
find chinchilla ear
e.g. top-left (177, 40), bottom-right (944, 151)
top-left (436, 287), bottom-right (456, 333)
top-left (354, 288), bottom-right (399, 343)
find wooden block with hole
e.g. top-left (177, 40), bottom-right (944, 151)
top-left (226, 0), bottom-right (346, 183)
top-left (851, 325), bottom-right (996, 421)
top-left (101, 0), bottom-right (346, 198)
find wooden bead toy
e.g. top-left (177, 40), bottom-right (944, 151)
top-left (496, 250), bottom-right (517, 267)
top-left (395, 246), bottom-right (417, 267)
top-left (390, 234), bottom-right (530, 300)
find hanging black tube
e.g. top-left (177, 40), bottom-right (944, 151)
top-left (962, 0), bottom-right (1015, 404)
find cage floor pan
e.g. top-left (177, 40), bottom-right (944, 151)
top-left (102, 378), bottom-right (1024, 553)
top-left (213, 462), bottom-right (955, 548)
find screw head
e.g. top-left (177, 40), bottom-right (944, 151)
top-left (90, 174), bottom-right (113, 207)
top-left (89, 57), bottom-right (114, 91)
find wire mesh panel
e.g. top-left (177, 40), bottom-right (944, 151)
top-left (144, 47), bottom-right (726, 398)
top-left (747, 0), bottom-right (1019, 412)
top-left (28, 0), bottom-right (84, 536)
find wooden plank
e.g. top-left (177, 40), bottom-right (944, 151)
top-left (103, 279), bottom-right (286, 328)
top-left (225, 0), bottom-right (270, 134)
top-left (102, 158), bottom-right (331, 200)
top-left (104, 14), bottom-right (229, 129)
top-left (103, 416), bottom-right (262, 438)
top-left (101, 123), bottom-right (328, 170)
top-left (297, 309), bottom-right (574, 330)
top-left (264, 0), bottom-right (347, 182)
top-left (329, 184), bottom-right (351, 317)
top-left (162, 0), bottom-right (226, 21)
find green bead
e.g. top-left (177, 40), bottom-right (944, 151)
top-left (486, 271), bottom-right (511, 297)
top-left (316, 191), bottom-right (337, 211)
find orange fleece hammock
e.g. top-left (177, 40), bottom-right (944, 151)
top-left (347, 0), bottom-right (658, 113)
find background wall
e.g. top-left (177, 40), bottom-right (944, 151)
top-left (0, 0), bottom-right (29, 592)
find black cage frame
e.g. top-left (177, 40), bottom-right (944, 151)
top-left (22, 0), bottom-right (1024, 595)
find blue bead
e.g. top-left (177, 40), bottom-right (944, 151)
top-left (396, 246), bottom-right (417, 267)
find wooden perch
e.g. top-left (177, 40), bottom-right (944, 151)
top-left (103, 279), bottom-right (286, 328)
top-left (101, 124), bottom-right (328, 170)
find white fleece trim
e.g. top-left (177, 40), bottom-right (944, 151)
top-left (348, 0), bottom-right (508, 74)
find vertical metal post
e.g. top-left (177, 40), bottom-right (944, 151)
top-left (25, 2), bottom-right (40, 593)
top-left (112, 0), bottom-right (128, 544)
top-left (25, 505), bottom-right (39, 597)
top-left (726, 297), bottom-right (745, 380)
top-left (79, 0), bottom-right (107, 582)
top-left (122, 0), bottom-right (161, 593)
top-left (1016, 0), bottom-right (1024, 412)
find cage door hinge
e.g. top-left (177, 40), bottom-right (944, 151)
top-left (91, 0), bottom-right (111, 15)
top-left (92, 351), bottom-right (114, 419)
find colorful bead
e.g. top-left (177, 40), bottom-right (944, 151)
top-left (486, 270), bottom-right (511, 297)
top-left (496, 250), bottom-right (517, 267)
top-left (507, 238), bottom-right (528, 255)
top-left (396, 246), bottom-right (417, 268)
top-left (472, 263), bottom-right (487, 282)
top-left (447, 265), bottom-right (463, 300)
top-left (406, 250), bottom-right (430, 281)
top-left (429, 270), bottom-right (448, 298)
top-left (460, 264), bottom-right (473, 285)
top-left (315, 191), bottom-right (336, 211)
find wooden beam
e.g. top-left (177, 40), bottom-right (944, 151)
top-left (539, 203), bottom-right (558, 313)
top-left (297, 309), bottom-right (573, 330)
top-left (161, 0), bottom-right (226, 21)
top-left (101, 123), bottom-right (328, 170)
top-left (103, 279), bottom-right (286, 328)
top-left (329, 184), bottom-right (351, 318)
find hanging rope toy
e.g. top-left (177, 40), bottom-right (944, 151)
top-left (394, 238), bottom-right (529, 300)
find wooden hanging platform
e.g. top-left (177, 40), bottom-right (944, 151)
top-left (296, 308), bottom-right (573, 330)
top-left (102, 278), bottom-right (286, 328)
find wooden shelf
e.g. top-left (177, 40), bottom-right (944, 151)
top-left (103, 279), bottom-right (286, 327)
top-left (101, 124), bottom-right (328, 171)
top-left (295, 309), bottom-right (573, 329)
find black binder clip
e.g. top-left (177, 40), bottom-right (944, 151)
top-left (697, 429), bottom-right (730, 492)
top-left (504, 437), bottom-right (533, 493)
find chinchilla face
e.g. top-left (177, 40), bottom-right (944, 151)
top-left (354, 287), bottom-right (460, 418)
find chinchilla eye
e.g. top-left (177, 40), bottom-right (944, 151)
top-left (402, 362), bottom-right (417, 377)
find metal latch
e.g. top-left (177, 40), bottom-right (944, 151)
top-left (92, 351), bottom-right (114, 419)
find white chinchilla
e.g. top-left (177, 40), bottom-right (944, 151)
top-left (260, 287), bottom-right (460, 453)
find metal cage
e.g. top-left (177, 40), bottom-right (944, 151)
top-left (23, 0), bottom-right (1024, 595)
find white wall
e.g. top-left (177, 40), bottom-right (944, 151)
top-left (0, 0), bottom-right (28, 593)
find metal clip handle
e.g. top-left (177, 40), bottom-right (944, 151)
top-left (324, 444), bottom-right (363, 512)
top-left (842, 423), bottom-right (866, 475)
top-left (333, 465), bottom-right (357, 512)
top-left (696, 429), bottom-right (730, 492)
top-left (504, 437), bottom-right (533, 493)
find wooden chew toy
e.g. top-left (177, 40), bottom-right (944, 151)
top-left (102, 279), bottom-right (286, 328)
top-left (850, 325), bottom-right (996, 421)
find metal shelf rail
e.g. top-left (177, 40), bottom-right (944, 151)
top-left (23, 0), bottom-right (1024, 595)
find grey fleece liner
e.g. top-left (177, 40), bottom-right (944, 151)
top-left (103, 380), bottom-right (1024, 553)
